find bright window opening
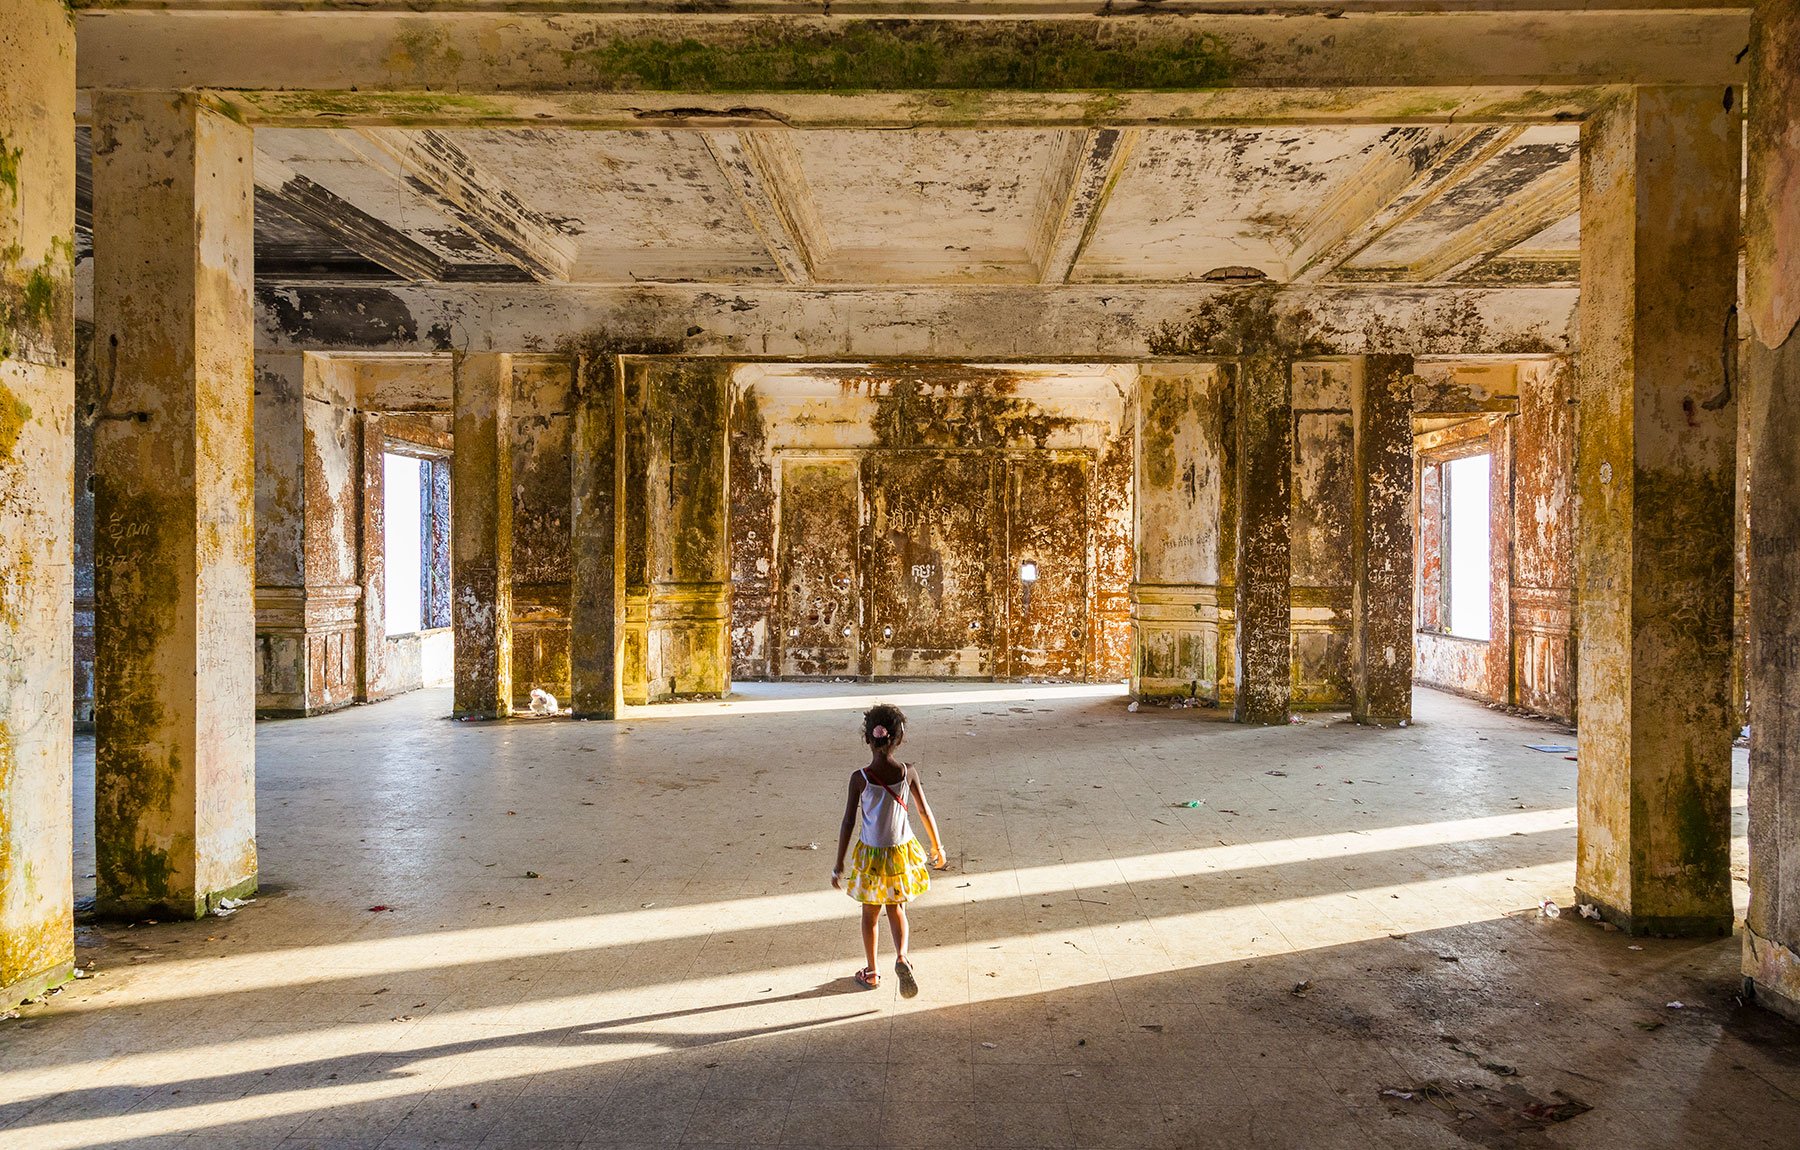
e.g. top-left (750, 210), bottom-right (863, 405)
top-left (1445, 453), bottom-right (1492, 641)
top-left (383, 452), bottom-right (426, 636)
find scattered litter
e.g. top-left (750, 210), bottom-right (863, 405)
top-left (72, 968), bottom-right (92, 980)
top-left (1291, 980), bottom-right (1312, 997)
top-left (1666, 1001), bottom-right (1684, 1009)
top-left (1265, 770), bottom-right (1288, 777)
top-left (468, 1102), bottom-right (480, 1110)
top-left (1171, 800), bottom-right (1203, 808)
top-left (528, 688), bottom-right (561, 715)
top-left (1287, 716), bottom-right (1306, 725)
top-left (1063, 1070), bottom-right (1084, 1078)
top-left (1381, 1089), bottom-right (1414, 1101)
top-left (1525, 744), bottom-right (1576, 754)
top-left (786, 843), bottom-right (820, 851)
top-left (1577, 904), bottom-right (1601, 921)
top-left (211, 896), bottom-right (254, 918)
top-left (368, 905), bottom-right (392, 913)
top-left (1140, 1024), bottom-right (1164, 1033)
top-left (525, 871), bottom-right (540, 879)
top-left (1563, 755), bottom-right (1578, 762)
top-left (1628, 945), bottom-right (1643, 951)
top-left (1437, 954), bottom-right (1461, 963)
top-left (980, 1042), bottom-right (998, 1049)
top-left (1388, 932), bottom-right (1410, 941)
top-left (1538, 900), bottom-right (1561, 918)
top-left (391, 1014), bottom-right (414, 1022)
top-left (641, 902), bottom-right (656, 909)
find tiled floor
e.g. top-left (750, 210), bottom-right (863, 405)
top-left (3, 684), bottom-right (1793, 1149)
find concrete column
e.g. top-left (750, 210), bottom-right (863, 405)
top-left (1130, 364), bottom-right (1228, 702)
top-left (1350, 354), bottom-right (1415, 725)
top-left (92, 92), bottom-right (257, 920)
top-left (0, 4), bottom-right (76, 1003)
top-left (1744, 0), bottom-right (1800, 1020)
top-left (356, 411), bottom-right (389, 702)
top-left (645, 360), bottom-right (732, 699)
top-left (451, 352), bottom-right (514, 718)
top-left (1233, 357), bottom-right (1294, 725)
top-left (570, 352), bottom-right (625, 719)
top-left (1574, 86), bottom-right (1740, 936)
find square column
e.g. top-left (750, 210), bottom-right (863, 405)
top-left (645, 360), bottom-right (732, 699)
top-left (451, 352), bottom-right (514, 718)
top-left (1575, 86), bottom-right (1740, 936)
top-left (1744, 0), bottom-right (1800, 1020)
top-left (92, 93), bottom-right (258, 919)
top-left (1351, 354), bottom-right (1416, 725)
top-left (570, 351), bottom-right (625, 719)
top-left (1233, 356), bottom-right (1294, 725)
top-left (1, 5), bottom-right (76, 1002)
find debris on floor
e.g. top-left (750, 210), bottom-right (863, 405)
top-left (528, 689), bottom-right (560, 715)
top-left (1379, 1079), bottom-right (1592, 1139)
top-left (1171, 800), bottom-right (1203, 808)
top-left (1577, 903), bottom-right (1601, 920)
top-left (786, 842), bottom-right (820, 850)
top-left (1291, 979), bottom-right (1313, 997)
top-left (1524, 744), bottom-right (1576, 753)
top-left (211, 896), bottom-right (254, 918)
top-left (367, 905), bottom-right (392, 913)
top-left (1538, 900), bottom-right (1561, 918)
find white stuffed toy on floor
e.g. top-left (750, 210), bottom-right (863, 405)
top-left (529, 688), bottom-right (559, 716)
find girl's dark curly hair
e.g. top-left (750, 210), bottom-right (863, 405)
top-left (863, 703), bottom-right (906, 748)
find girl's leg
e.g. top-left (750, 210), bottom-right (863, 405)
top-left (860, 904), bottom-right (881, 973)
top-left (885, 903), bottom-right (910, 962)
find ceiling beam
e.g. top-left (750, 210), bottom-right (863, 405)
top-left (342, 128), bottom-right (579, 283)
top-left (1036, 127), bottom-right (1139, 286)
top-left (77, 11), bottom-right (1749, 95)
top-left (1289, 126), bottom-right (1527, 284)
top-left (702, 131), bottom-right (817, 286)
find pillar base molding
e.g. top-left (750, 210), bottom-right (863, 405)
top-left (1745, 923), bottom-right (1800, 1025)
top-left (1130, 583), bottom-right (1221, 701)
top-left (255, 584), bottom-right (363, 716)
top-left (2, 961), bottom-right (73, 1012)
top-left (100, 873), bottom-right (260, 926)
top-left (1573, 889), bottom-right (1733, 939)
top-left (624, 592), bottom-right (651, 705)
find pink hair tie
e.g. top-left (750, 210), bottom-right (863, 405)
top-left (872, 725), bottom-right (889, 739)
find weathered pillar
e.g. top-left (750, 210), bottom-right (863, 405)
top-left (1574, 86), bottom-right (1740, 936)
top-left (1234, 355), bottom-right (1294, 725)
top-left (254, 352), bottom-right (361, 716)
top-left (92, 92), bottom-right (257, 919)
top-left (570, 352), bottom-right (626, 719)
top-left (1130, 364), bottom-right (1229, 702)
top-left (1, 3), bottom-right (76, 1002)
top-left (1350, 354), bottom-right (1415, 725)
top-left (645, 360), bottom-right (732, 699)
top-left (1744, 0), bottom-right (1800, 1019)
top-left (451, 351), bottom-right (513, 718)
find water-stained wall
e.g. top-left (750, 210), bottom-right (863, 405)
top-left (729, 364), bottom-right (1134, 683)
top-left (1289, 360), bottom-right (1357, 708)
top-left (509, 355), bottom-right (574, 710)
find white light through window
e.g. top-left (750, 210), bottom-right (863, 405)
top-left (1445, 453), bottom-right (1492, 641)
top-left (383, 453), bottom-right (425, 636)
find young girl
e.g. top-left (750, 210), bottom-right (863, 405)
top-left (831, 703), bottom-right (946, 997)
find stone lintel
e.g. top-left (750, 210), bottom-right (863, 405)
top-left (254, 284), bottom-right (1578, 361)
top-left (75, 11), bottom-right (1749, 97)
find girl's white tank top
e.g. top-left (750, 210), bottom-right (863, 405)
top-left (858, 767), bottom-right (912, 848)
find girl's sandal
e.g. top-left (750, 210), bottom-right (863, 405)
top-left (895, 958), bottom-right (919, 999)
top-left (854, 967), bottom-right (880, 990)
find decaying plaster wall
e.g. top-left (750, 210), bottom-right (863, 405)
top-left (509, 355), bottom-right (574, 711)
top-left (728, 364), bottom-right (1134, 684)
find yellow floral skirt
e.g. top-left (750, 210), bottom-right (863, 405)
top-left (844, 837), bottom-right (932, 905)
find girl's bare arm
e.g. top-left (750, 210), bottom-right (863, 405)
top-left (909, 768), bottom-right (947, 867)
top-left (832, 774), bottom-right (862, 886)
